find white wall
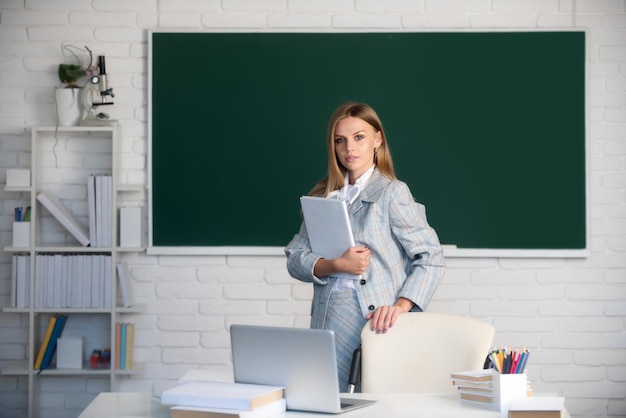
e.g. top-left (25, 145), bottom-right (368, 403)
top-left (0, 1), bottom-right (625, 417)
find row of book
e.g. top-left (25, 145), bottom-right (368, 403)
top-left (161, 371), bottom-right (286, 418)
top-left (115, 322), bottom-right (135, 370)
top-left (87, 174), bottom-right (113, 247)
top-left (35, 174), bottom-right (112, 248)
top-left (10, 255), bottom-right (30, 308)
top-left (10, 255), bottom-right (133, 309)
top-left (35, 254), bottom-right (111, 309)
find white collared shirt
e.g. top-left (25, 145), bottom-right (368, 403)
top-left (327, 165), bottom-right (375, 290)
top-left (327, 165), bottom-right (375, 205)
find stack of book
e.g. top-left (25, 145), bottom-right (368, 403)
top-left (508, 396), bottom-right (565, 418)
top-left (451, 369), bottom-right (495, 405)
top-left (161, 377), bottom-right (286, 418)
top-left (451, 368), bottom-right (535, 408)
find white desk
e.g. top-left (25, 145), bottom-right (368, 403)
top-left (79, 392), bottom-right (568, 418)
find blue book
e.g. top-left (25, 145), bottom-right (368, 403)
top-left (38, 314), bottom-right (68, 373)
top-left (120, 323), bottom-right (127, 370)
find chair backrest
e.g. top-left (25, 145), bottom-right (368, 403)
top-left (360, 312), bottom-right (495, 393)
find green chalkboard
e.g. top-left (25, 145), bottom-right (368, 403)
top-left (150, 31), bottom-right (585, 251)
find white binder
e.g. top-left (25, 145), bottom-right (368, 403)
top-left (300, 196), bottom-right (360, 280)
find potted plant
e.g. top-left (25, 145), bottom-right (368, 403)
top-left (55, 45), bottom-right (94, 126)
top-left (58, 62), bottom-right (88, 89)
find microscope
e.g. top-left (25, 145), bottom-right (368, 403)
top-left (81, 55), bottom-right (116, 126)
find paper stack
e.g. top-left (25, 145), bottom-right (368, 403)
top-left (161, 378), bottom-right (286, 418)
top-left (451, 370), bottom-right (495, 405)
top-left (452, 368), bottom-right (536, 418)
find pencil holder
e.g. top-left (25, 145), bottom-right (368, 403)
top-left (13, 222), bottom-right (30, 247)
top-left (492, 372), bottom-right (527, 418)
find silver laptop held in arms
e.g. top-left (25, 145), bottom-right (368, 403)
top-left (230, 324), bottom-right (376, 414)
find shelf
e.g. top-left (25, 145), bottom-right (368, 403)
top-left (118, 246), bottom-right (146, 253)
top-left (4, 125), bottom-right (145, 417)
top-left (116, 303), bottom-right (144, 314)
top-left (2, 247), bottom-right (31, 253)
top-left (33, 126), bottom-right (116, 133)
top-left (5, 247), bottom-right (114, 254)
top-left (2, 305), bottom-right (143, 314)
top-left (1, 363), bottom-right (30, 375)
top-left (4, 186), bottom-right (32, 193)
top-left (117, 184), bottom-right (145, 192)
top-left (2, 362), bottom-right (143, 376)
top-left (2, 307), bottom-right (30, 314)
top-left (5, 246), bottom-right (146, 254)
top-left (112, 363), bottom-right (143, 376)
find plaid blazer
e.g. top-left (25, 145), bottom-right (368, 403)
top-left (285, 169), bottom-right (445, 329)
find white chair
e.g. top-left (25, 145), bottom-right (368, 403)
top-left (359, 312), bottom-right (495, 393)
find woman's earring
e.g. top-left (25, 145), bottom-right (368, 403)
top-left (374, 147), bottom-right (379, 162)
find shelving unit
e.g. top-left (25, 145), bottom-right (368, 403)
top-left (2, 126), bottom-right (144, 418)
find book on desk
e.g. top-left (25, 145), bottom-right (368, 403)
top-left (508, 396), bottom-right (565, 418)
top-left (161, 379), bottom-right (285, 418)
top-left (170, 399), bottom-right (287, 418)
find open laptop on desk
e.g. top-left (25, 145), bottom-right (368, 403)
top-left (230, 324), bottom-right (376, 414)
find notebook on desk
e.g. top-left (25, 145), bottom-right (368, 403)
top-left (230, 324), bottom-right (376, 414)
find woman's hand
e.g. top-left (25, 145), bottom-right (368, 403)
top-left (341, 246), bottom-right (371, 275)
top-left (313, 246), bottom-right (370, 277)
top-left (365, 297), bottom-right (414, 334)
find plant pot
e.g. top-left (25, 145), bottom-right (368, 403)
top-left (55, 87), bottom-right (83, 126)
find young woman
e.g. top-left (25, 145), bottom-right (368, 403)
top-left (285, 102), bottom-right (445, 392)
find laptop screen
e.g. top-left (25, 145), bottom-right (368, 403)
top-left (230, 324), bottom-right (344, 413)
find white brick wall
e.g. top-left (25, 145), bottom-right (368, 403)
top-left (0, 1), bottom-right (624, 417)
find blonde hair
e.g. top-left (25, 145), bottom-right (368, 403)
top-left (309, 102), bottom-right (396, 197)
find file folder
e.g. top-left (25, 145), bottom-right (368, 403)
top-left (300, 196), bottom-right (360, 280)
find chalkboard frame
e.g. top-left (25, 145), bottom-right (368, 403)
top-left (147, 30), bottom-right (588, 258)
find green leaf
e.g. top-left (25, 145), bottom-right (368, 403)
top-left (58, 64), bottom-right (87, 86)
